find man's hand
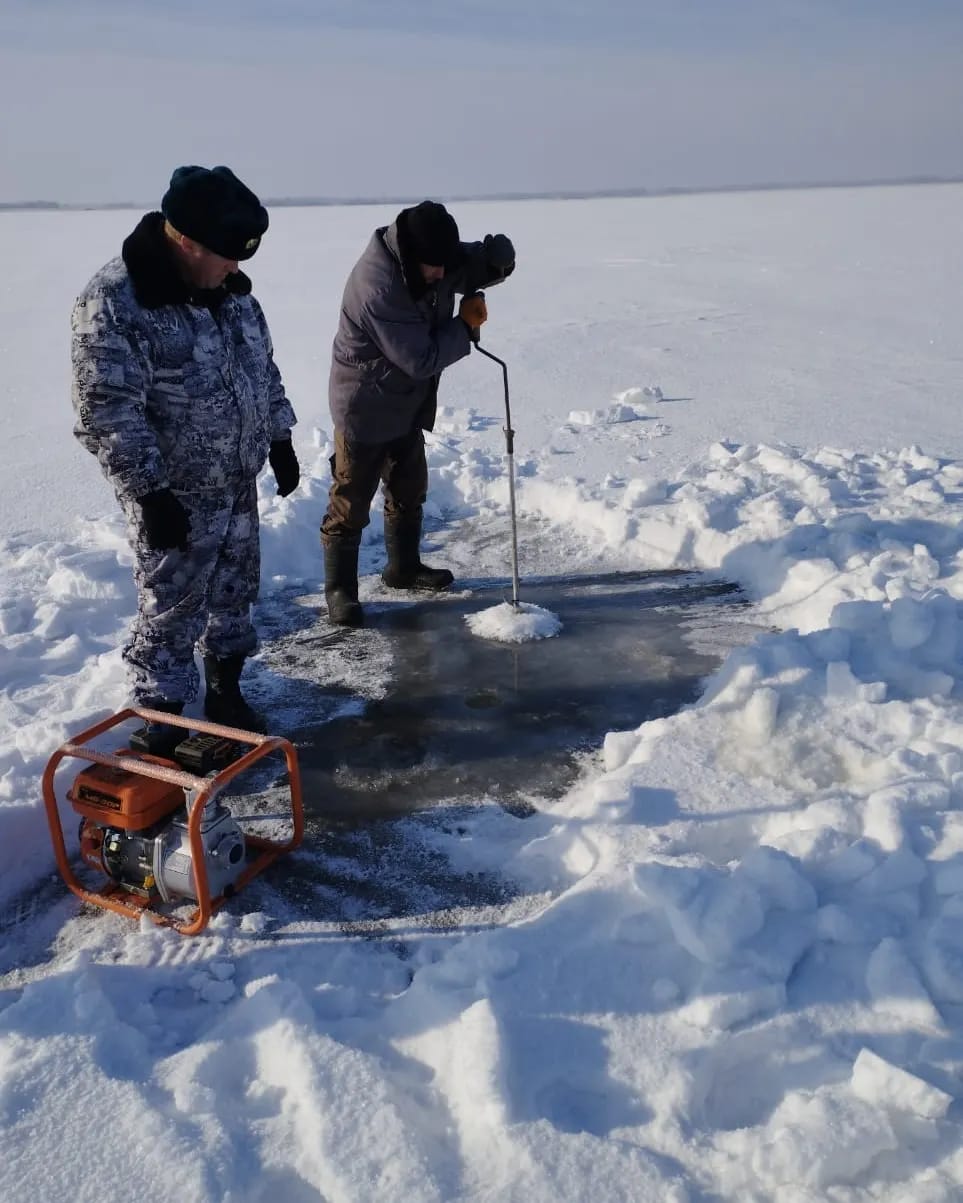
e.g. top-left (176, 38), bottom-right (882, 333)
top-left (459, 293), bottom-right (488, 332)
top-left (138, 488), bottom-right (190, 551)
top-left (269, 439), bottom-right (300, 497)
top-left (484, 233), bottom-right (515, 278)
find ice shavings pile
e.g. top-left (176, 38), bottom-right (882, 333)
top-left (465, 601), bottom-right (563, 643)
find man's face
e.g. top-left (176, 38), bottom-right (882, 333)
top-left (181, 238), bottom-right (241, 290)
top-left (419, 263), bottom-right (445, 286)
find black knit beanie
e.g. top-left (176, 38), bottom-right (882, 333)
top-left (161, 166), bottom-right (268, 260)
top-left (402, 200), bottom-right (461, 268)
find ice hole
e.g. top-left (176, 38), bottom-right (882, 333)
top-left (290, 571), bottom-right (764, 822)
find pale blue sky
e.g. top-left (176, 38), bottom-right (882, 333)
top-left (2, 0), bottom-right (961, 203)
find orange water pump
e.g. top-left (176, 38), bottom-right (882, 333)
top-left (43, 707), bottom-right (304, 935)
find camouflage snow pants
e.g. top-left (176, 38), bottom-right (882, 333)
top-left (120, 482), bottom-right (260, 705)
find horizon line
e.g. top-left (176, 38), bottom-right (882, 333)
top-left (2, 173), bottom-right (961, 213)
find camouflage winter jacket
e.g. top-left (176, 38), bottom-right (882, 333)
top-left (329, 218), bottom-right (509, 443)
top-left (71, 212), bottom-right (296, 501)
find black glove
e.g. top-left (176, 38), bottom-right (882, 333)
top-left (484, 233), bottom-right (515, 278)
top-left (269, 439), bottom-right (300, 497)
top-left (138, 488), bottom-right (190, 552)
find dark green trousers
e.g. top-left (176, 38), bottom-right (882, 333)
top-left (321, 427), bottom-right (429, 542)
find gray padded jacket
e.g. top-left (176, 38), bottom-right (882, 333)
top-left (329, 220), bottom-right (505, 443)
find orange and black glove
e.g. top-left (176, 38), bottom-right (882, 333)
top-left (458, 293), bottom-right (488, 333)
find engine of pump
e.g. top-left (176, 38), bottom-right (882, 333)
top-left (68, 737), bottom-right (246, 904)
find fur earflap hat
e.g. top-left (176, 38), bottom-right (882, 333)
top-left (161, 165), bottom-right (268, 260)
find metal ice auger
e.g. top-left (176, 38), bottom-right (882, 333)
top-left (469, 294), bottom-right (521, 609)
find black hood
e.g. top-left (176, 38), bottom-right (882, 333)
top-left (393, 210), bottom-right (464, 301)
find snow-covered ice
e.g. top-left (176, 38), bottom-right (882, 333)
top-left (3, 183), bottom-right (963, 1201)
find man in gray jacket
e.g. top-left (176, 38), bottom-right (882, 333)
top-left (322, 200), bottom-right (515, 626)
top-left (71, 165), bottom-right (299, 741)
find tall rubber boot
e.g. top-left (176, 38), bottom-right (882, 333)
top-left (203, 654), bottom-right (265, 732)
top-left (129, 699), bottom-right (185, 758)
top-left (323, 535), bottom-right (364, 627)
top-left (382, 518), bottom-right (454, 591)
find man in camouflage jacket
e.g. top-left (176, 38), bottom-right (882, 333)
top-left (322, 200), bottom-right (515, 626)
top-left (71, 166), bottom-right (299, 738)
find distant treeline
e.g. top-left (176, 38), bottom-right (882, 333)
top-left (3, 175), bottom-right (962, 212)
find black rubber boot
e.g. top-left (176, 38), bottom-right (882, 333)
top-left (130, 699), bottom-right (185, 758)
top-left (382, 519), bottom-right (454, 591)
top-left (203, 655), bottom-right (266, 732)
top-left (324, 536), bottom-right (364, 627)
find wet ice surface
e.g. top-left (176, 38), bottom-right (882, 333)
top-left (282, 570), bottom-right (761, 824)
top-left (233, 569), bottom-right (764, 930)
top-left (1, 572), bottom-right (762, 954)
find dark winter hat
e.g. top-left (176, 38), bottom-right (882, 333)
top-left (403, 200), bottom-right (461, 267)
top-left (161, 165), bottom-right (268, 260)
